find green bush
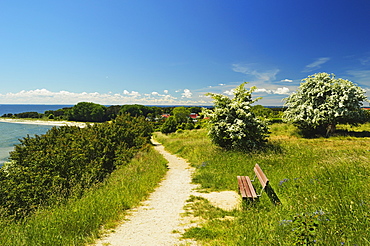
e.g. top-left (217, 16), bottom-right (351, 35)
top-left (160, 116), bottom-right (178, 134)
top-left (0, 114), bottom-right (152, 219)
top-left (202, 82), bottom-right (269, 150)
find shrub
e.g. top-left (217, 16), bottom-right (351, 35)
top-left (160, 116), bottom-right (178, 134)
top-left (0, 114), bottom-right (152, 219)
top-left (202, 82), bottom-right (269, 150)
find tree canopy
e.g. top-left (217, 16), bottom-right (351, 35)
top-left (68, 102), bottom-right (106, 122)
top-left (202, 82), bottom-right (269, 150)
top-left (172, 107), bottom-right (190, 124)
top-left (283, 72), bottom-right (369, 136)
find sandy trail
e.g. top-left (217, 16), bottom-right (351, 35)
top-left (94, 139), bottom-right (198, 246)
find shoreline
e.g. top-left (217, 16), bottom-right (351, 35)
top-left (0, 118), bottom-right (87, 128)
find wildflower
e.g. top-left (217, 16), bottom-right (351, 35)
top-left (279, 219), bottom-right (292, 226)
top-left (200, 162), bottom-right (208, 168)
top-left (313, 210), bottom-right (325, 216)
top-left (279, 178), bottom-right (289, 186)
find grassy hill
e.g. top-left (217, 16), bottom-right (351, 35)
top-left (155, 123), bottom-right (370, 245)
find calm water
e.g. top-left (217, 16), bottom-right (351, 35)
top-left (0, 105), bottom-right (72, 166)
top-left (0, 104), bottom-right (73, 116)
top-left (0, 122), bottom-right (54, 166)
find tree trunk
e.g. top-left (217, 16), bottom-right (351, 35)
top-left (326, 124), bottom-right (336, 137)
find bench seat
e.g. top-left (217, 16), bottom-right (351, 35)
top-left (237, 164), bottom-right (281, 204)
top-left (237, 175), bottom-right (257, 200)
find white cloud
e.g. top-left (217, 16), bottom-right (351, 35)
top-left (254, 87), bottom-right (290, 95)
top-left (303, 57), bottom-right (330, 72)
top-left (123, 90), bottom-right (141, 97)
top-left (255, 88), bottom-right (270, 93)
top-left (0, 88), bottom-right (210, 105)
top-left (347, 69), bottom-right (370, 80)
top-left (164, 90), bottom-right (168, 94)
top-left (281, 79), bottom-right (293, 83)
top-left (360, 56), bottom-right (370, 66)
top-left (232, 64), bottom-right (280, 82)
top-left (346, 69), bottom-right (370, 90)
top-left (223, 89), bottom-right (235, 95)
top-left (275, 87), bottom-right (290, 94)
top-left (182, 89), bottom-right (193, 98)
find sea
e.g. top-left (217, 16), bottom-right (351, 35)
top-left (0, 105), bottom-right (72, 167)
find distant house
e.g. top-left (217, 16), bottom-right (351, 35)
top-left (161, 114), bottom-right (171, 118)
top-left (189, 113), bottom-right (199, 119)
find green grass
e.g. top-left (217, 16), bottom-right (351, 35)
top-left (154, 123), bottom-right (370, 245)
top-left (0, 145), bottom-right (168, 246)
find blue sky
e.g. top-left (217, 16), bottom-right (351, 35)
top-left (1, 0), bottom-right (370, 106)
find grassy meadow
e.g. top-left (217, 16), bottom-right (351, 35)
top-left (0, 146), bottom-right (168, 246)
top-left (155, 123), bottom-right (370, 245)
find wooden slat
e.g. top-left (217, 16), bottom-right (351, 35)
top-left (237, 176), bottom-right (257, 200)
top-left (237, 176), bottom-right (247, 198)
top-left (254, 164), bottom-right (269, 189)
top-left (241, 176), bottom-right (252, 198)
top-left (245, 176), bottom-right (258, 199)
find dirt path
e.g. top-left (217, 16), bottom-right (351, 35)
top-left (94, 139), bottom-right (198, 246)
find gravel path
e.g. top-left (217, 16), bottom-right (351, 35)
top-left (94, 139), bottom-right (198, 246)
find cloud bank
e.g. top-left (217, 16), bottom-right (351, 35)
top-left (0, 88), bottom-right (210, 105)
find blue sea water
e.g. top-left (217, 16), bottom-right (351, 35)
top-left (0, 105), bottom-right (69, 166)
top-left (0, 104), bottom-right (73, 116)
top-left (0, 122), bottom-right (54, 166)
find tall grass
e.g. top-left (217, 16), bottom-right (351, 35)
top-left (154, 123), bottom-right (370, 245)
top-left (0, 146), bottom-right (168, 246)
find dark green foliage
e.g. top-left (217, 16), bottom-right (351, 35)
top-left (104, 105), bottom-right (121, 121)
top-left (15, 112), bottom-right (41, 118)
top-left (0, 114), bottom-right (152, 219)
top-left (189, 107), bottom-right (202, 114)
top-left (160, 116), bottom-right (177, 134)
top-left (251, 105), bottom-right (273, 118)
top-left (291, 213), bottom-right (320, 245)
top-left (172, 107), bottom-right (190, 124)
top-left (68, 102), bottom-right (106, 122)
top-left (120, 104), bottom-right (159, 117)
top-left (44, 108), bottom-right (71, 120)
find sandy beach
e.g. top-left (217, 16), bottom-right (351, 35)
top-left (0, 118), bottom-right (87, 128)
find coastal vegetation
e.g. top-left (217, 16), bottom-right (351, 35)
top-left (0, 145), bottom-right (167, 246)
top-left (0, 113), bottom-right (153, 219)
top-left (1, 73), bottom-right (367, 244)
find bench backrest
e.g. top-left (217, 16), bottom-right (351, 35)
top-left (254, 164), bottom-right (269, 189)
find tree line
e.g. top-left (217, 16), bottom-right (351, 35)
top-left (1, 103), bottom-right (206, 123)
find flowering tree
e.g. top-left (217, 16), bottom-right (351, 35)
top-left (283, 73), bottom-right (369, 137)
top-left (202, 82), bottom-right (269, 150)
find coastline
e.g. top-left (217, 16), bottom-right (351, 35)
top-left (0, 118), bottom-right (87, 128)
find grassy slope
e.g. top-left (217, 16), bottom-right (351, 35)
top-left (154, 123), bottom-right (370, 245)
top-left (0, 146), bottom-right (168, 246)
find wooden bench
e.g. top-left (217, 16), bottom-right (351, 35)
top-left (237, 164), bottom-right (280, 204)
